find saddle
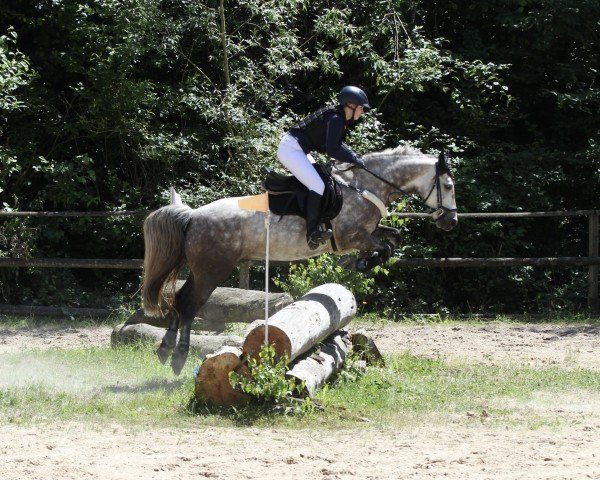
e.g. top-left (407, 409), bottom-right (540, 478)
top-left (261, 163), bottom-right (343, 221)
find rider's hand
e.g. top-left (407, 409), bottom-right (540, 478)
top-left (352, 155), bottom-right (366, 168)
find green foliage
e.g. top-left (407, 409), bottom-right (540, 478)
top-left (0, 0), bottom-right (597, 312)
top-left (228, 344), bottom-right (307, 408)
top-left (0, 27), bottom-right (32, 113)
top-left (274, 254), bottom-right (375, 303)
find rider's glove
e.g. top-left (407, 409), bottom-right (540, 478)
top-left (350, 155), bottom-right (366, 168)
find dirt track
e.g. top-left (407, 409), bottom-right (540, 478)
top-left (1, 320), bottom-right (599, 479)
top-left (2, 321), bottom-right (599, 370)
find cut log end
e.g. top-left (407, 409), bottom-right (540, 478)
top-left (195, 347), bottom-right (251, 407)
top-left (242, 325), bottom-right (292, 361)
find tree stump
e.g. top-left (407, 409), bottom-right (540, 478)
top-left (350, 329), bottom-right (385, 366)
top-left (194, 346), bottom-right (251, 407)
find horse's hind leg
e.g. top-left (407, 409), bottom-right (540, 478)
top-left (170, 264), bottom-right (236, 375)
top-left (155, 280), bottom-right (195, 364)
top-left (156, 311), bottom-right (178, 364)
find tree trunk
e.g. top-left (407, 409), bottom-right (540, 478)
top-left (286, 330), bottom-right (351, 398)
top-left (111, 323), bottom-right (242, 360)
top-left (194, 346), bottom-right (250, 407)
top-left (242, 283), bottom-right (356, 362)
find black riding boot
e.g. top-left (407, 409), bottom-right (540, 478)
top-left (306, 190), bottom-right (333, 249)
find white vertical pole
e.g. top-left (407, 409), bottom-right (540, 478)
top-left (264, 210), bottom-right (270, 346)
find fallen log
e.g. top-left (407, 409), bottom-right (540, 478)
top-left (286, 330), bottom-right (351, 398)
top-left (111, 323), bottom-right (242, 360)
top-left (242, 283), bottom-right (357, 362)
top-left (125, 286), bottom-right (293, 331)
top-left (198, 287), bottom-right (292, 325)
top-left (194, 346), bottom-right (251, 407)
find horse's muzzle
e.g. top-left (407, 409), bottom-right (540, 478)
top-left (434, 209), bottom-right (458, 231)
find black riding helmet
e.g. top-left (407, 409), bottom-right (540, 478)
top-left (339, 86), bottom-right (371, 111)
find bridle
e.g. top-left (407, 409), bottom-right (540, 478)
top-left (419, 157), bottom-right (458, 220)
top-left (341, 153), bottom-right (457, 220)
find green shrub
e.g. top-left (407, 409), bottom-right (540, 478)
top-left (274, 254), bottom-right (376, 304)
top-left (228, 344), bottom-right (305, 407)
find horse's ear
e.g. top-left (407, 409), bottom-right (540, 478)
top-left (438, 151), bottom-right (448, 168)
top-left (437, 151), bottom-right (452, 175)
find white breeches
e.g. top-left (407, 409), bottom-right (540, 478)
top-left (277, 133), bottom-right (325, 195)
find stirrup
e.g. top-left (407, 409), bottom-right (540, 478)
top-left (307, 227), bottom-right (333, 250)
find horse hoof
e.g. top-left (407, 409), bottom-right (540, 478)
top-left (170, 346), bottom-right (189, 376)
top-left (156, 344), bottom-right (172, 364)
top-left (170, 358), bottom-right (185, 376)
top-left (356, 258), bottom-right (368, 271)
top-left (156, 330), bottom-right (177, 364)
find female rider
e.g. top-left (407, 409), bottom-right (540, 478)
top-left (277, 86), bottom-right (370, 249)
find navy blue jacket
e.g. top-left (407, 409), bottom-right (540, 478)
top-left (289, 106), bottom-right (360, 164)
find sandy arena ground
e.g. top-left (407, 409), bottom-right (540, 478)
top-left (0, 320), bottom-right (599, 479)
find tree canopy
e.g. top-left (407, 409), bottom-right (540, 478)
top-left (1, 0), bottom-right (598, 312)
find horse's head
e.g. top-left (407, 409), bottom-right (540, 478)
top-left (355, 145), bottom-right (458, 231)
top-left (417, 152), bottom-right (458, 231)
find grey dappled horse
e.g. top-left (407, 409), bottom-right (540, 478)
top-left (142, 145), bottom-right (458, 374)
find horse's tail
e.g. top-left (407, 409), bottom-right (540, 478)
top-left (142, 204), bottom-right (192, 317)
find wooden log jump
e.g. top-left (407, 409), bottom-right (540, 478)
top-left (194, 346), bottom-right (251, 407)
top-left (242, 283), bottom-right (357, 362)
top-left (286, 330), bottom-right (351, 398)
top-left (195, 283), bottom-right (358, 407)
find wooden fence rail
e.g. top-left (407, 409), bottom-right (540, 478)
top-left (1, 209), bottom-right (598, 312)
top-left (0, 258), bottom-right (143, 269)
top-left (0, 211), bottom-right (147, 217)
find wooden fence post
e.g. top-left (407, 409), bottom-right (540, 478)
top-left (589, 210), bottom-right (599, 313)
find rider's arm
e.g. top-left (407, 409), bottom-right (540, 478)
top-left (325, 114), bottom-right (363, 165)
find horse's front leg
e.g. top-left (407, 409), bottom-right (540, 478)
top-left (346, 230), bottom-right (393, 272)
top-left (372, 224), bottom-right (402, 249)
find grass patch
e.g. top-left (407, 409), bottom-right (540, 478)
top-left (0, 313), bottom-right (130, 330)
top-left (0, 342), bottom-right (198, 426)
top-left (315, 353), bottom-right (600, 429)
top-left (2, 343), bottom-right (598, 430)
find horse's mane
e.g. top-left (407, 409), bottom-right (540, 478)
top-left (364, 144), bottom-right (435, 163)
